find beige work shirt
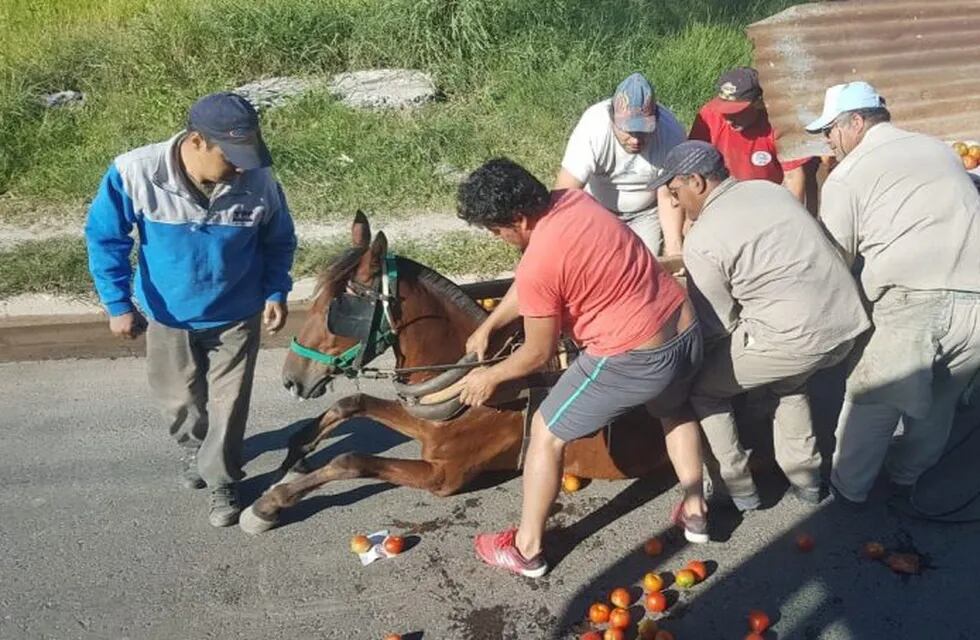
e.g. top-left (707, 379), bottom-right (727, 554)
top-left (683, 178), bottom-right (870, 354)
top-left (819, 123), bottom-right (980, 301)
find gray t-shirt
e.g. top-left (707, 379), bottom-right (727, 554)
top-left (684, 178), bottom-right (870, 354)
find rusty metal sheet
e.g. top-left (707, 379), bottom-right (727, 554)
top-left (748, 0), bottom-right (980, 160)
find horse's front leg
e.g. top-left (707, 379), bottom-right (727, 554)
top-left (277, 393), bottom-right (368, 481)
top-left (240, 454), bottom-right (450, 534)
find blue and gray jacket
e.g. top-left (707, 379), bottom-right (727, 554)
top-left (85, 134), bottom-right (297, 329)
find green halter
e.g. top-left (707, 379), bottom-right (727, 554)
top-left (289, 254), bottom-right (399, 377)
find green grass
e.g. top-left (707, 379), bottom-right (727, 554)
top-left (0, 232), bottom-right (517, 299)
top-left (0, 0), bottom-right (802, 225)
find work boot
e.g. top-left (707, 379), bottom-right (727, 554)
top-left (208, 484), bottom-right (241, 527)
top-left (179, 449), bottom-right (205, 490)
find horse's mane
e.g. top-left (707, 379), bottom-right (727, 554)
top-left (312, 247), bottom-right (487, 324)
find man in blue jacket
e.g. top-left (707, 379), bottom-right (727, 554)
top-left (85, 93), bottom-right (297, 527)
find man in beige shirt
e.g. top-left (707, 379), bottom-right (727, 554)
top-left (650, 141), bottom-right (870, 511)
top-left (807, 81), bottom-right (980, 504)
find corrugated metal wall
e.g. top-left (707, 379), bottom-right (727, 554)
top-left (748, 0), bottom-right (980, 160)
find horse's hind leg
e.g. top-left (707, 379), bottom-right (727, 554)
top-left (240, 454), bottom-right (452, 534)
top-left (279, 393), bottom-right (430, 480)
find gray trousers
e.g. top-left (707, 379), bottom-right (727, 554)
top-left (832, 290), bottom-right (980, 501)
top-left (691, 324), bottom-right (853, 500)
top-left (620, 208), bottom-right (662, 256)
top-left (146, 314), bottom-right (261, 487)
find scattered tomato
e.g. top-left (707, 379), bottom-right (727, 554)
top-left (643, 537), bottom-right (664, 556)
top-left (645, 591), bottom-right (668, 613)
top-left (969, 145), bottom-right (980, 160)
top-left (642, 571), bottom-right (665, 592)
top-left (383, 635), bottom-right (402, 640)
top-left (654, 631), bottom-right (675, 640)
top-left (563, 473), bottom-right (583, 493)
top-left (383, 535), bottom-right (405, 555)
top-left (953, 141), bottom-right (968, 156)
top-left (885, 552), bottom-right (922, 575)
top-left (674, 569), bottom-right (697, 588)
top-left (637, 618), bottom-right (659, 639)
top-left (480, 298), bottom-right (498, 311)
top-left (862, 541), bottom-right (886, 560)
top-left (608, 607), bottom-right (631, 630)
top-left (603, 629), bottom-right (625, 640)
top-left (350, 534), bottom-right (372, 554)
top-left (588, 602), bottom-right (611, 624)
top-left (609, 587), bottom-right (632, 609)
top-left (795, 533), bottom-right (815, 553)
top-left (580, 632), bottom-right (602, 640)
top-left (964, 155), bottom-right (979, 170)
top-left (748, 609), bottom-right (770, 633)
top-left (685, 560), bottom-right (708, 582)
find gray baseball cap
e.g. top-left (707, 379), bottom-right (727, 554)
top-left (649, 141), bottom-right (726, 190)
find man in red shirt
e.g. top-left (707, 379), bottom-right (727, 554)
top-left (689, 67), bottom-right (810, 203)
top-left (456, 158), bottom-right (707, 578)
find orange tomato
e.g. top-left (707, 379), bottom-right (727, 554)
top-left (637, 618), bottom-right (659, 639)
top-left (654, 631), bottom-right (675, 640)
top-left (603, 629), bottom-right (625, 640)
top-left (862, 541), bottom-right (886, 560)
top-left (350, 534), bottom-right (372, 554)
top-left (642, 571), bottom-right (664, 592)
top-left (748, 609), bottom-right (770, 633)
top-left (383, 535), bottom-right (405, 555)
top-left (952, 141), bottom-right (968, 156)
top-left (674, 569), bottom-right (697, 588)
top-left (563, 473), bottom-right (583, 493)
top-left (580, 632), bottom-right (602, 640)
top-left (588, 602), bottom-right (611, 624)
top-left (685, 560), bottom-right (708, 582)
top-left (968, 145), bottom-right (980, 160)
top-left (608, 608), bottom-right (631, 630)
top-left (609, 587), bottom-right (632, 609)
top-left (964, 155), bottom-right (979, 170)
top-left (383, 635), bottom-right (402, 640)
top-left (645, 591), bottom-right (668, 613)
top-left (795, 533), bottom-right (815, 553)
top-left (643, 537), bottom-right (664, 556)
top-left (480, 298), bottom-right (498, 311)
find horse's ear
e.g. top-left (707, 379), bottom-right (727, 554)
top-left (354, 231), bottom-right (388, 282)
top-left (351, 210), bottom-right (371, 248)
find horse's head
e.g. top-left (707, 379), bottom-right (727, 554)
top-left (283, 211), bottom-right (390, 398)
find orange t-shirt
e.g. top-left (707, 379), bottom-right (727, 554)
top-left (515, 189), bottom-right (685, 356)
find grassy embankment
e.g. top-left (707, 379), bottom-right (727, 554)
top-left (0, 0), bottom-right (798, 298)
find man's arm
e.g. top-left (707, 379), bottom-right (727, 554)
top-left (782, 164), bottom-right (806, 204)
top-left (260, 184), bottom-right (298, 332)
top-left (817, 178), bottom-right (860, 268)
top-left (554, 168), bottom-right (585, 191)
top-left (459, 315), bottom-right (560, 407)
top-left (657, 185), bottom-right (685, 257)
top-left (556, 111), bottom-right (597, 190)
top-left (466, 281), bottom-right (521, 360)
top-left (683, 245), bottom-right (739, 343)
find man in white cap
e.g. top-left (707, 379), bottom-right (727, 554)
top-left (806, 81), bottom-right (980, 505)
top-left (556, 72), bottom-right (687, 257)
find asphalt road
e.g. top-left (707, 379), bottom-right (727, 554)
top-left (2, 350), bottom-right (979, 640)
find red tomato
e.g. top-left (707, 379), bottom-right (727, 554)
top-left (383, 535), bottom-right (405, 555)
top-left (862, 542), bottom-right (886, 560)
top-left (686, 560), bottom-right (708, 582)
top-left (608, 608), bottom-right (630, 630)
top-left (609, 587), bottom-right (632, 609)
top-left (645, 591), bottom-right (668, 613)
top-left (580, 632), bottom-right (602, 640)
top-left (603, 629), bottom-right (625, 640)
top-left (795, 533), bottom-right (815, 553)
top-left (588, 602), bottom-right (611, 624)
top-left (748, 609), bottom-right (770, 633)
top-left (643, 537), bottom-right (664, 556)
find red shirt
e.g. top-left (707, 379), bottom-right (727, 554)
top-left (689, 106), bottom-right (808, 183)
top-left (516, 190), bottom-right (685, 356)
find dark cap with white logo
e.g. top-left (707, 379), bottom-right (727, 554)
top-left (187, 92), bottom-right (272, 170)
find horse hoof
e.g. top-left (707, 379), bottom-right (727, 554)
top-left (239, 505), bottom-right (278, 535)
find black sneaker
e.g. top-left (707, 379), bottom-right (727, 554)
top-left (209, 484), bottom-right (241, 527)
top-left (179, 450), bottom-right (206, 490)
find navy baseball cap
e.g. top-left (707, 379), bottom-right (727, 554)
top-left (613, 73), bottom-right (658, 133)
top-left (187, 92), bottom-right (272, 170)
top-left (649, 141), bottom-right (726, 190)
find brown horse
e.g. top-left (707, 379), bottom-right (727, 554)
top-left (239, 212), bottom-right (672, 534)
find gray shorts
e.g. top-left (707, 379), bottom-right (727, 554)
top-left (540, 322), bottom-right (703, 442)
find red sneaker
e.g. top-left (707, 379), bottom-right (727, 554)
top-left (474, 528), bottom-right (548, 577)
top-left (672, 501), bottom-right (709, 544)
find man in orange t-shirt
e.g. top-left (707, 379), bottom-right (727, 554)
top-left (456, 158), bottom-right (707, 578)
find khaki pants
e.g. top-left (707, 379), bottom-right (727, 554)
top-left (832, 290), bottom-right (980, 502)
top-left (691, 324), bottom-right (853, 501)
top-left (146, 315), bottom-right (261, 487)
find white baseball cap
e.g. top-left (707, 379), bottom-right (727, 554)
top-left (805, 81), bottom-right (886, 133)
